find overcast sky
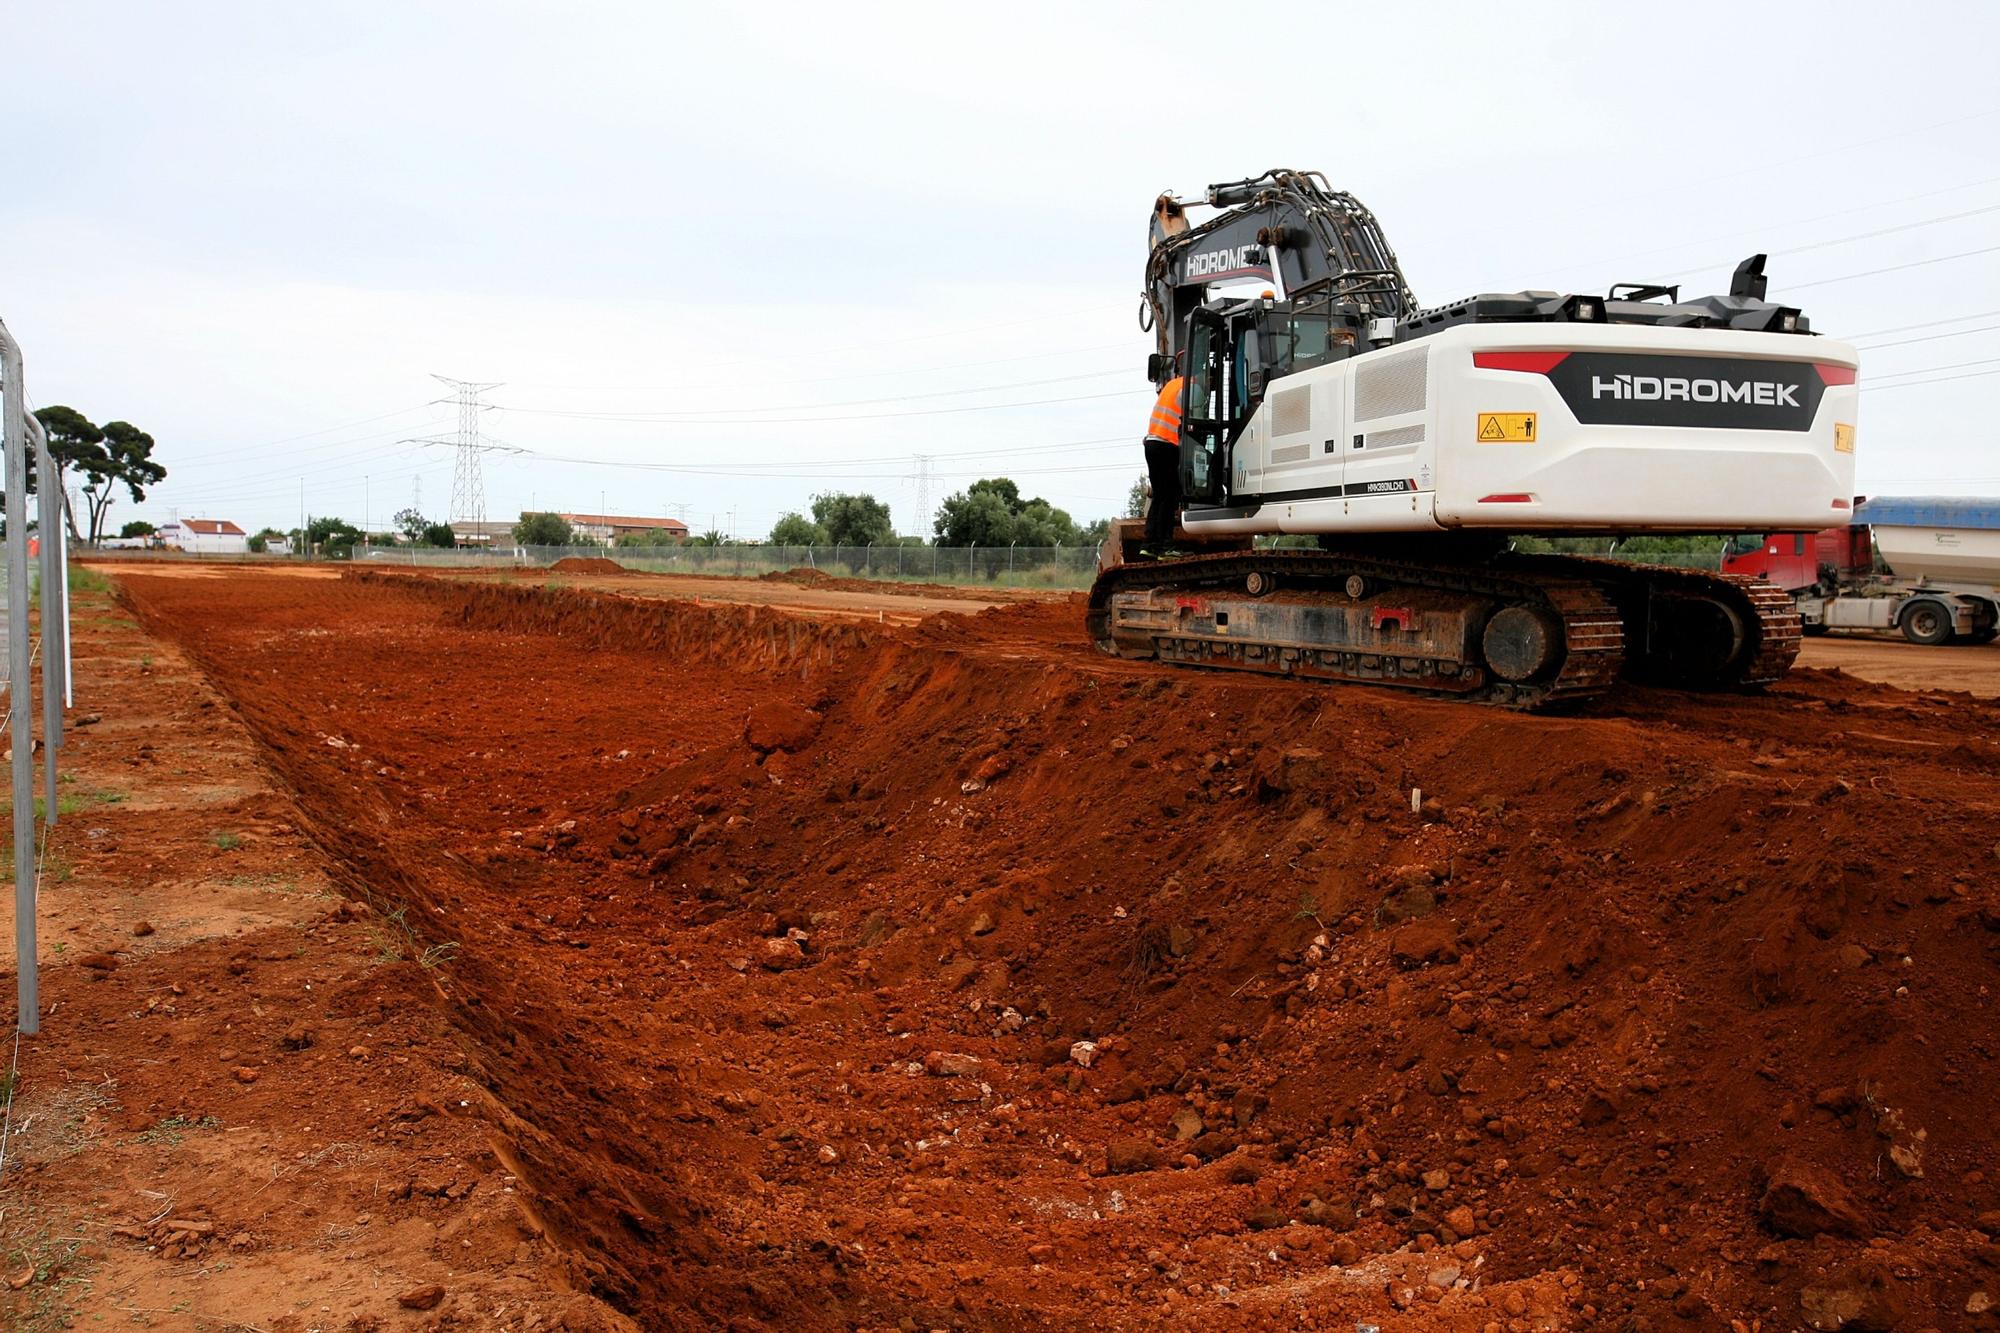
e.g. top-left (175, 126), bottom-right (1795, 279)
top-left (6, 1), bottom-right (1998, 540)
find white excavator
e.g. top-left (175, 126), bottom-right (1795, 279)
top-left (1090, 169), bottom-right (1860, 707)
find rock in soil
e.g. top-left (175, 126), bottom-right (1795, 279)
top-left (1799, 1262), bottom-right (1905, 1331)
top-left (1759, 1157), bottom-right (1866, 1239)
top-left (1105, 1138), bottom-right (1160, 1175)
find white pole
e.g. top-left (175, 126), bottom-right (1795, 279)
top-left (2, 318), bottom-right (38, 1034)
top-left (35, 421), bottom-right (61, 827)
top-left (59, 523), bottom-right (70, 707)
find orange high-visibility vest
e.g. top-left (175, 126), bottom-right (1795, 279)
top-left (1146, 375), bottom-right (1185, 443)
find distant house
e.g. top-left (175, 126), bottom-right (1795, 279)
top-left (157, 519), bottom-right (249, 554)
top-left (559, 513), bottom-right (689, 543)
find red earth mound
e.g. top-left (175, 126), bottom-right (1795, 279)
top-left (759, 566), bottom-right (839, 586)
top-left (113, 568), bottom-right (2000, 1330)
top-left (549, 555), bottom-right (629, 574)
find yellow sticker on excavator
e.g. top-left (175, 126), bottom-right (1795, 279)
top-left (1834, 423), bottom-right (1855, 454)
top-left (1477, 412), bottom-right (1536, 443)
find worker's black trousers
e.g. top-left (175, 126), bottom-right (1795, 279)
top-left (1143, 438), bottom-right (1182, 544)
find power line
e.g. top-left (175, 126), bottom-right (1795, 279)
top-left (401, 377), bottom-right (505, 527)
top-left (1853, 322), bottom-right (2000, 351)
top-left (1840, 309), bottom-right (2000, 340)
top-left (165, 403), bottom-right (435, 467)
top-left (1535, 174), bottom-right (2000, 282)
top-left (1782, 245), bottom-right (2000, 291)
top-left (1862, 367), bottom-right (2000, 392)
top-left (640, 299), bottom-right (1129, 379)
top-left (500, 387), bottom-right (1144, 428)
top-left (1869, 356), bottom-right (2000, 380)
top-left (507, 339), bottom-right (1137, 393)
top-left (501, 368), bottom-right (1133, 420)
top-left (910, 454), bottom-right (933, 539)
top-left (1652, 104), bottom-right (2000, 201)
top-left (1648, 204), bottom-right (2000, 284)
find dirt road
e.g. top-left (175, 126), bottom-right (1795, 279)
top-left (18, 566), bottom-right (1998, 1329)
top-left (1799, 633), bottom-right (2000, 697)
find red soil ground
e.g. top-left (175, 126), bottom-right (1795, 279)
top-left (35, 567), bottom-right (2000, 1329)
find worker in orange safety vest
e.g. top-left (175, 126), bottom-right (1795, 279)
top-left (1142, 370), bottom-right (1185, 548)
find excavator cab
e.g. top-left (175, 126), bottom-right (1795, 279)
top-left (1180, 304), bottom-right (1269, 504)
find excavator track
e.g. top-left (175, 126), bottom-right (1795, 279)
top-left (1087, 549), bottom-right (1625, 710)
top-left (1087, 548), bottom-right (1799, 709)
top-left (1543, 557), bottom-right (1803, 689)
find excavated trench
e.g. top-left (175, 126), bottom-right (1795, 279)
top-left (116, 568), bottom-right (2000, 1330)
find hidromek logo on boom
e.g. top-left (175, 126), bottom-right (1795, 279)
top-left (1184, 246), bottom-right (1266, 278)
top-left (1591, 373), bottom-right (1801, 406)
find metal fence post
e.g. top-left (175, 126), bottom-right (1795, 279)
top-left (34, 420), bottom-right (61, 828)
top-left (2, 318), bottom-right (39, 1034)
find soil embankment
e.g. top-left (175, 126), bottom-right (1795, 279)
top-left (107, 567), bottom-right (2000, 1329)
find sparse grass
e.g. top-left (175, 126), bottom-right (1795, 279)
top-left (64, 564), bottom-right (112, 596)
top-left (6, 1227), bottom-right (95, 1332)
top-left (361, 897), bottom-right (459, 974)
top-left (134, 1113), bottom-right (222, 1146)
top-left (138, 654), bottom-right (153, 670)
top-left (211, 831), bottom-right (241, 851)
top-left (370, 904), bottom-right (411, 962)
top-left (417, 940), bottom-right (459, 970)
top-left (1294, 893), bottom-right (1327, 929)
top-left (2, 794), bottom-right (88, 821)
top-left (0, 1067), bottom-right (17, 1110)
top-left (0, 845), bottom-right (73, 885)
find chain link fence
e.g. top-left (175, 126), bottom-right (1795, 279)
top-left (90, 537), bottom-right (1731, 587)
top-left (353, 542), bottom-right (1108, 588)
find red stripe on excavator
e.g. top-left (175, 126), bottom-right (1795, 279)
top-left (1473, 351), bottom-right (1571, 375)
top-left (1814, 364), bottom-right (1857, 386)
top-left (1832, 499), bottom-right (1851, 509)
top-left (1478, 493), bottom-right (1535, 503)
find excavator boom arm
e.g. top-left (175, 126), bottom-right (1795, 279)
top-left (1145, 169), bottom-right (1417, 376)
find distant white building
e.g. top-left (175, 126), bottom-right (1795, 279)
top-left (158, 518), bottom-right (249, 554)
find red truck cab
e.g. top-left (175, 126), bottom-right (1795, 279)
top-left (1720, 524), bottom-right (1873, 593)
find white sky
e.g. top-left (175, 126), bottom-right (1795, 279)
top-left (5, 1), bottom-right (1998, 539)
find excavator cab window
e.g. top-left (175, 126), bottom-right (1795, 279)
top-left (1181, 312), bottom-right (1228, 502)
top-left (1268, 311), bottom-right (1337, 375)
top-left (1233, 326), bottom-right (1259, 407)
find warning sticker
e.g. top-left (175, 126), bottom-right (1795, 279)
top-left (1834, 422), bottom-right (1855, 454)
top-left (1477, 412), bottom-right (1537, 443)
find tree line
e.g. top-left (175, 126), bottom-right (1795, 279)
top-left (765, 479), bottom-right (1136, 548)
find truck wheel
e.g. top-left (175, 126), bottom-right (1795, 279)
top-left (1900, 599), bottom-right (1955, 646)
